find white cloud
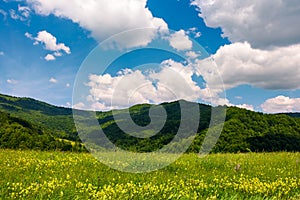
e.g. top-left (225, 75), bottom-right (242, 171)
top-left (44, 54), bottom-right (55, 61)
top-left (85, 59), bottom-right (227, 110)
top-left (26, 0), bottom-right (168, 48)
top-left (53, 51), bottom-right (62, 57)
top-left (235, 104), bottom-right (254, 111)
top-left (185, 51), bottom-right (200, 59)
top-left (34, 30), bottom-right (70, 54)
top-left (26, 30), bottom-right (71, 60)
top-left (0, 9), bottom-right (7, 19)
top-left (7, 79), bottom-right (18, 85)
top-left (9, 5), bottom-right (31, 21)
top-left (0, 51), bottom-right (4, 56)
top-left (73, 102), bottom-right (86, 110)
top-left (187, 27), bottom-right (201, 38)
top-left (261, 96), bottom-right (300, 113)
top-left (87, 70), bottom-right (156, 109)
top-left (196, 42), bottom-right (300, 91)
top-left (9, 9), bottom-right (19, 20)
top-left (169, 30), bottom-right (193, 51)
top-left (18, 5), bottom-right (31, 18)
top-left (25, 32), bottom-right (33, 39)
top-left (49, 77), bottom-right (58, 83)
top-left (191, 0), bottom-right (300, 48)
top-left (194, 32), bottom-right (201, 38)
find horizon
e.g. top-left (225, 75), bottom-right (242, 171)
top-left (2, 91), bottom-right (300, 115)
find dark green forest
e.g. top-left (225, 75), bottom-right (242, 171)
top-left (0, 111), bottom-right (85, 151)
top-left (0, 93), bottom-right (299, 153)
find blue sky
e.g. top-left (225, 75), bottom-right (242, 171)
top-left (1, 0), bottom-right (300, 113)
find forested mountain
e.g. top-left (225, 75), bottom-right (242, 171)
top-left (0, 93), bottom-right (299, 153)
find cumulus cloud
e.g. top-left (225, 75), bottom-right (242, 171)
top-left (26, 0), bottom-right (168, 48)
top-left (261, 96), bottom-right (300, 113)
top-left (235, 104), bottom-right (254, 111)
top-left (169, 30), bottom-right (193, 51)
top-left (85, 59), bottom-right (227, 110)
top-left (196, 42), bottom-right (300, 91)
top-left (44, 54), bottom-right (55, 61)
top-left (49, 77), bottom-right (58, 83)
top-left (191, 0), bottom-right (300, 48)
top-left (25, 30), bottom-right (70, 60)
top-left (34, 30), bottom-right (70, 54)
top-left (7, 79), bottom-right (18, 85)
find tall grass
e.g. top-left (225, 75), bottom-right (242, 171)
top-left (0, 149), bottom-right (299, 199)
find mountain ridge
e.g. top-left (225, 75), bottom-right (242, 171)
top-left (0, 93), bottom-right (300, 152)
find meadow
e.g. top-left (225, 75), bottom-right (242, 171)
top-left (0, 149), bottom-right (299, 199)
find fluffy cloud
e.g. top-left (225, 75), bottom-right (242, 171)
top-left (191, 0), bottom-right (300, 48)
top-left (25, 30), bottom-right (70, 60)
top-left (235, 104), bottom-right (254, 111)
top-left (85, 59), bottom-right (227, 110)
top-left (26, 0), bottom-right (168, 48)
top-left (185, 51), bottom-right (200, 59)
top-left (33, 30), bottom-right (70, 54)
top-left (261, 96), bottom-right (300, 113)
top-left (44, 54), bottom-right (55, 61)
top-left (49, 77), bottom-right (58, 83)
top-left (169, 30), bottom-right (193, 51)
top-left (196, 42), bottom-right (300, 90)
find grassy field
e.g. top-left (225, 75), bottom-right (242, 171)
top-left (0, 150), bottom-right (299, 199)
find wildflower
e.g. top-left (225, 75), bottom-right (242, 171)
top-left (234, 164), bottom-right (241, 172)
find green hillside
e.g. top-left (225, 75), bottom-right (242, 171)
top-left (0, 93), bottom-right (78, 141)
top-left (194, 107), bottom-right (300, 153)
top-left (0, 111), bottom-right (84, 151)
top-left (0, 93), bottom-right (299, 153)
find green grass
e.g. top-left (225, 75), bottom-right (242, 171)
top-left (0, 149), bottom-right (299, 199)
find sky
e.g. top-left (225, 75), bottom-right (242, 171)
top-left (1, 0), bottom-right (300, 113)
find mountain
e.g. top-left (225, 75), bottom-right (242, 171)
top-left (0, 93), bottom-right (299, 152)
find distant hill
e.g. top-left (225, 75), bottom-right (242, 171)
top-left (0, 93), bottom-right (299, 152)
top-left (281, 113), bottom-right (300, 118)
